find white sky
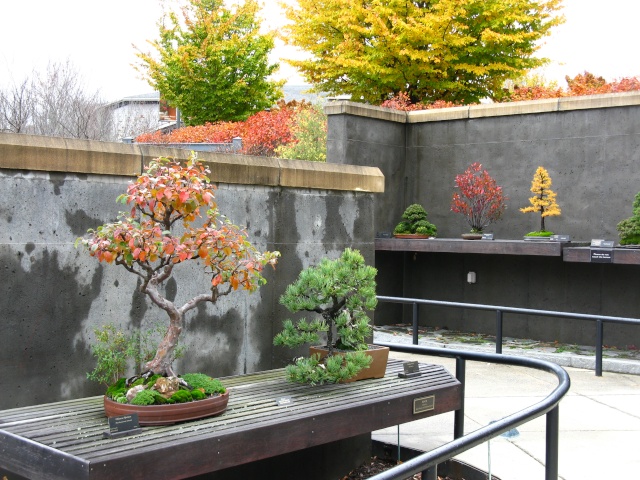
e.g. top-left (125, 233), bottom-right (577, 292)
top-left (1, 0), bottom-right (638, 102)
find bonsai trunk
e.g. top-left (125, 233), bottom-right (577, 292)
top-left (144, 312), bottom-right (183, 377)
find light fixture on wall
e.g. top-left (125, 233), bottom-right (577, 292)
top-left (467, 271), bottom-right (476, 284)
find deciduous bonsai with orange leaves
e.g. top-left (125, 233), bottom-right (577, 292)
top-left (76, 154), bottom-right (279, 407)
top-left (520, 166), bottom-right (561, 237)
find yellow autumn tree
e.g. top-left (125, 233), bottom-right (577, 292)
top-left (280, 0), bottom-right (564, 104)
top-left (520, 166), bottom-right (561, 233)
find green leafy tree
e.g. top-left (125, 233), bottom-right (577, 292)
top-left (281, 0), bottom-right (563, 104)
top-left (135, 0), bottom-right (283, 125)
top-left (275, 104), bottom-right (327, 162)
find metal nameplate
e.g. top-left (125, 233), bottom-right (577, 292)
top-left (413, 395), bottom-right (435, 414)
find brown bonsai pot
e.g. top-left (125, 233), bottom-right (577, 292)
top-left (103, 391), bottom-right (229, 426)
top-left (309, 345), bottom-right (390, 383)
top-left (393, 234), bottom-right (431, 239)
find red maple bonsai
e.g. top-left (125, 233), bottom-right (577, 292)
top-left (76, 155), bottom-right (279, 378)
top-left (451, 162), bottom-right (507, 233)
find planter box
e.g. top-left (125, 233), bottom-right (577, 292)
top-left (309, 345), bottom-right (390, 382)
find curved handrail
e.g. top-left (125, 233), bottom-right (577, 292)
top-left (370, 342), bottom-right (571, 480)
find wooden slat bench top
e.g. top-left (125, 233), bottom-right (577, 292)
top-left (0, 359), bottom-right (461, 480)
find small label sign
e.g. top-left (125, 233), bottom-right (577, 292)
top-left (481, 233), bottom-right (494, 240)
top-left (413, 395), bottom-right (435, 414)
top-left (591, 239), bottom-right (614, 248)
top-left (103, 414), bottom-right (142, 439)
top-left (398, 361), bottom-right (421, 378)
top-left (403, 361), bottom-right (419, 375)
top-left (108, 414), bottom-right (140, 434)
top-left (591, 249), bottom-right (613, 263)
top-left (276, 396), bottom-right (293, 406)
top-left (551, 235), bottom-right (570, 242)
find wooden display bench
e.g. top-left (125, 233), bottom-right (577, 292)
top-left (0, 359), bottom-right (461, 480)
top-left (375, 237), bottom-right (577, 256)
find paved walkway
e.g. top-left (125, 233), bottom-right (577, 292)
top-left (373, 328), bottom-right (640, 480)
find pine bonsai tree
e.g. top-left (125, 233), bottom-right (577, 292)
top-left (393, 204), bottom-right (437, 237)
top-left (617, 192), bottom-right (640, 245)
top-left (273, 248), bottom-right (377, 384)
top-left (520, 166), bottom-right (561, 235)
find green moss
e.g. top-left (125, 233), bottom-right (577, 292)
top-left (169, 390), bottom-right (193, 403)
top-left (181, 373), bottom-right (226, 395)
top-left (145, 374), bottom-right (163, 388)
top-left (525, 230), bottom-right (553, 237)
top-left (191, 389), bottom-right (206, 401)
top-left (130, 389), bottom-right (158, 406)
top-left (105, 378), bottom-right (127, 399)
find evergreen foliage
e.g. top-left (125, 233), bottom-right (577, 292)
top-left (393, 204), bottom-right (437, 236)
top-left (274, 248), bottom-right (377, 384)
top-left (617, 192), bottom-right (640, 245)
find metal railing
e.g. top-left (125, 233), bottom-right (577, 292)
top-left (369, 342), bottom-right (571, 480)
top-left (377, 295), bottom-right (640, 376)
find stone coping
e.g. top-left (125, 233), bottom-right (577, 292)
top-left (0, 132), bottom-right (384, 193)
top-left (324, 91), bottom-right (640, 123)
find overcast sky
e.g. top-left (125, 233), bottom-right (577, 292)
top-left (1, 0), bottom-right (638, 102)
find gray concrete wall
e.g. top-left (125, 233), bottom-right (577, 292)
top-left (0, 133), bottom-right (383, 409)
top-left (326, 95), bottom-right (640, 347)
top-left (327, 93), bottom-right (640, 240)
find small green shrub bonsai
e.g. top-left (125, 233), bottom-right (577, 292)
top-left (617, 192), bottom-right (640, 245)
top-left (393, 204), bottom-right (437, 237)
top-left (273, 248), bottom-right (378, 384)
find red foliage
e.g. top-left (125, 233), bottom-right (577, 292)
top-left (380, 92), bottom-right (466, 111)
top-left (135, 101), bottom-right (308, 157)
top-left (451, 162), bottom-right (507, 233)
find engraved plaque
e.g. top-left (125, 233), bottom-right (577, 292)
top-left (413, 395), bottom-right (435, 414)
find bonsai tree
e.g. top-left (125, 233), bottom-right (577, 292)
top-left (393, 203), bottom-right (437, 237)
top-left (617, 191), bottom-right (640, 245)
top-left (520, 166), bottom-right (561, 236)
top-left (273, 248), bottom-right (377, 384)
top-left (451, 162), bottom-right (507, 233)
top-left (76, 155), bottom-right (279, 386)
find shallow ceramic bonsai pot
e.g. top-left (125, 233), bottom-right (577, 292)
top-left (103, 391), bottom-right (229, 426)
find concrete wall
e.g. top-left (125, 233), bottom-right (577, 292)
top-left (326, 94), bottom-right (640, 347)
top-left (0, 132), bottom-right (383, 409)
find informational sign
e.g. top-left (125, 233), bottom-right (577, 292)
top-left (398, 361), bottom-right (421, 378)
top-left (413, 395), bottom-right (435, 414)
top-left (590, 239), bottom-right (614, 263)
top-left (103, 414), bottom-right (142, 439)
top-left (551, 235), bottom-right (571, 242)
top-left (481, 233), bottom-right (494, 240)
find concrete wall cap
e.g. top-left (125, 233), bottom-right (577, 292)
top-left (0, 132), bottom-right (384, 193)
top-left (324, 92), bottom-right (640, 122)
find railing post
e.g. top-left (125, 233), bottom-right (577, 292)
top-left (412, 302), bottom-right (419, 345)
top-left (422, 466), bottom-right (437, 480)
top-left (545, 405), bottom-right (560, 480)
top-left (595, 319), bottom-right (603, 377)
top-left (454, 357), bottom-right (466, 439)
top-left (495, 309), bottom-right (503, 354)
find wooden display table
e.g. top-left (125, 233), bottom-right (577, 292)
top-left (0, 359), bottom-right (461, 480)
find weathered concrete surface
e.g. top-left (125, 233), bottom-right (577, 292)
top-left (0, 135), bottom-right (382, 409)
top-left (326, 95), bottom-right (640, 348)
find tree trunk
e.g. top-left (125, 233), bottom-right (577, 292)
top-left (144, 312), bottom-right (183, 377)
